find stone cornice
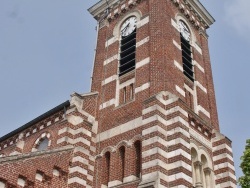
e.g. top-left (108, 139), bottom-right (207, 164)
top-left (0, 145), bottom-right (73, 163)
top-left (184, 0), bottom-right (215, 27)
top-left (89, 0), bottom-right (215, 29)
top-left (88, 0), bottom-right (124, 20)
top-left (89, 0), bottom-right (143, 23)
top-left (172, 0), bottom-right (215, 29)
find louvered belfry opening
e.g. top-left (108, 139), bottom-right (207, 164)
top-left (119, 29), bottom-right (136, 76)
top-left (181, 34), bottom-right (194, 82)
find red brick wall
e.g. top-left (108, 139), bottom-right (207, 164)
top-left (0, 149), bottom-right (72, 187)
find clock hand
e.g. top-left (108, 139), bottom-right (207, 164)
top-left (122, 23), bottom-right (130, 32)
top-left (121, 27), bottom-right (128, 36)
top-left (121, 23), bottom-right (130, 35)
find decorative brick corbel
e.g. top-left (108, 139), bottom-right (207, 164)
top-left (179, 4), bottom-right (185, 12)
top-left (184, 10), bottom-right (190, 18)
top-left (173, 0), bottom-right (180, 6)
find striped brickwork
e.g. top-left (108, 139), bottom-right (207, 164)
top-left (57, 93), bottom-right (98, 188)
top-left (141, 91), bottom-right (192, 188)
top-left (212, 131), bottom-right (237, 188)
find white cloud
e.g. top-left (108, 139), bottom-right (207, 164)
top-left (225, 0), bottom-right (250, 36)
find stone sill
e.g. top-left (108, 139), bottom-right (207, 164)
top-left (106, 178), bottom-right (141, 188)
top-left (0, 145), bottom-right (74, 164)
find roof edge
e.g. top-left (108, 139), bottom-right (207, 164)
top-left (88, 0), bottom-right (215, 27)
top-left (0, 101), bottom-right (70, 143)
top-left (188, 0), bottom-right (215, 27)
top-left (88, 0), bottom-right (119, 20)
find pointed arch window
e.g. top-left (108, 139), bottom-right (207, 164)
top-left (179, 20), bottom-right (194, 82)
top-left (104, 152), bottom-right (111, 186)
top-left (134, 141), bottom-right (141, 178)
top-left (119, 146), bottom-right (126, 181)
top-left (119, 16), bottom-right (137, 76)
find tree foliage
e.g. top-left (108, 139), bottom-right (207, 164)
top-left (239, 139), bottom-right (250, 188)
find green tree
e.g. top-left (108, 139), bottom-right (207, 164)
top-left (239, 139), bottom-right (250, 188)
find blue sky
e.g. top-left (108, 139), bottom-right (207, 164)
top-left (0, 0), bottom-right (249, 186)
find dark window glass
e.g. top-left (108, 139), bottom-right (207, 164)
top-left (134, 141), bottom-right (141, 177)
top-left (104, 152), bottom-right (110, 185)
top-left (119, 146), bottom-right (125, 180)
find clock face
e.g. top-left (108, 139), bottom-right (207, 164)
top-left (179, 20), bottom-right (190, 42)
top-left (121, 16), bottom-right (137, 37)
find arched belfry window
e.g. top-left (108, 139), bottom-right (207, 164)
top-left (179, 20), bottom-right (194, 82)
top-left (119, 16), bottom-right (137, 76)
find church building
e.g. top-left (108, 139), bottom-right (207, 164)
top-left (0, 0), bottom-right (237, 187)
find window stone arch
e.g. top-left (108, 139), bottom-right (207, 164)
top-left (100, 146), bottom-right (115, 157)
top-left (115, 140), bottom-right (129, 150)
top-left (129, 135), bottom-right (142, 145)
top-left (32, 132), bottom-right (51, 152)
top-left (199, 147), bottom-right (213, 168)
top-left (113, 10), bottom-right (142, 39)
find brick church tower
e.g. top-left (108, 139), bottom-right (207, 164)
top-left (0, 0), bottom-right (236, 188)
